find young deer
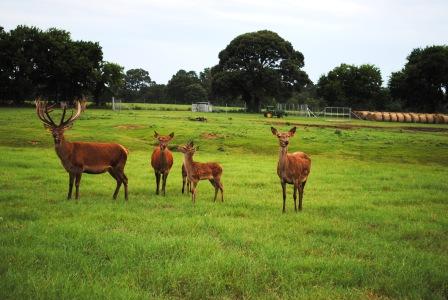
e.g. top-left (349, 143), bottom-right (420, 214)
top-left (150, 132), bottom-right (174, 195)
top-left (181, 163), bottom-right (191, 194)
top-left (36, 99), bottom-right (129, 200)
top-left (178, 141), bottom-right (223, 203)
top-left (271, 127), bottom-right (311, 212)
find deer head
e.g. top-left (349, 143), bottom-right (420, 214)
top-left (154, 131), bottom-right (174, 151)
top-left (35, 99), bottom-right (82, 145)
top-left (271, 126), bottom-right (296, 148)
top-left (177, 141), bottom-right (196, 155)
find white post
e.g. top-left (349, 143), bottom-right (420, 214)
top-left (112, 97), bottom-right (115, 111)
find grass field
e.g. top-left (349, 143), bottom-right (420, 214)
top-left (0, 106), bottom-right (447, 299)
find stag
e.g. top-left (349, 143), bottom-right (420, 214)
top-left (150, 131), bottom-right (174, 195)
top-left (178, 141), bottom-right (223, 203)
top-left (271, 127), bottom-right (311, 212)
top-left (35, 99), bottom-right (129, 200)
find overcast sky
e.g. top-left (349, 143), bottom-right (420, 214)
top-left (1, 0), bottom-right (447, 85)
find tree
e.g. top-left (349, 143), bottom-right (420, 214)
top-left (122, 68), bottom-right (153, 102)
top-left (211, 30), bottom-right (310, 112)
top-left (142, 84), bottom-right (167, 102)
top-left (316, 63), bottom-right (384, 110)
top-left (166, 70), bottom-right (202, 103)
top-left (93, 62), bottom-right (125, 106)
top-left (199, 67), bottom-right (212, 99)
top-left (389, 45), bottom-right (448, 112)
top-left (184, 83), bottom-right (207, 102)
top-left (0, 25), bottom-right (103, 103)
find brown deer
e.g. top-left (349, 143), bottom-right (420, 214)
top-left (35, 99), bottom-right (129, 200)
top-left (181, 163), bottom-right (191, 194)
top-left (150, 132), bottom-right (174, 195)
top-left (271, 127), bottom-right (311, 212)
top-left (178, 141), bottom-right (223, 203)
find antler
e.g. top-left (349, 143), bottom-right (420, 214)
top-left (35, 99), bottom-right (57, 128)
top-left (59, 101), bottom-right (82, 128)
top-left (35, 99), bottom-right (83, 129)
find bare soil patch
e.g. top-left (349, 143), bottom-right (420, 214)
top-left (115, 124), bottom-right (145, 130)
top-left (201, 132), bottom-right (222, 139)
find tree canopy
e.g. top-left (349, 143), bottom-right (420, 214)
top-left (166, 70), bottom-right (206, 103)
top-left (0, 25), bottom-right (103, 103)
top-left (316, 63), bottom-right (387, 110)
top-left (389, 45), bottom-right (448, 113)
top-left (211, 30), bottom-right (310, 112)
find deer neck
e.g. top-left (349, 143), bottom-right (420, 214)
top-left (278, 146), bottom-right (289, 169)
top-left (54, 136), bottom-right (71, 161)
top-left (182, 153), bottom-right (195, 171)
top-left (159, 147), bottom-right (168, 168)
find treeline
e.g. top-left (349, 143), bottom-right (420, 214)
top-left (0, 25), bottom-right (447, 112)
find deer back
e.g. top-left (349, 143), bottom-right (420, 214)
top-left (277, 152), bottom-right (311, 183)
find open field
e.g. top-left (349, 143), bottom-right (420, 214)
top-left (1, 107), bottom-right (447, 299)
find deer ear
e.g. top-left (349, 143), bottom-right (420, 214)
top-left (154, 131), bottom-right (159, 138)
top-left (169, 132), bottom-right (174, 138)
top-left (289, 127), bottom-right (297, 136)
top-left (271, 127), bottom-right (278, 136)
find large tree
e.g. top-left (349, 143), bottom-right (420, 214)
top-left (0, 25), bottom-right (103, 103)
top-left (389, 45), bottom-right (448, 112)
top-left (211, 30), bottom-right (310, 112)
top-left (316, 63), bottom-right (385, 110)
top-left (121, 68), bottom-right (153, 102)
top-left (93, 62), bottom-right (125, 106)
top-left (166, 70), bottom-right (203, 103)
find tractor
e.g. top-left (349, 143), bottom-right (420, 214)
top-left (263, 105), bottom-right (287, 118)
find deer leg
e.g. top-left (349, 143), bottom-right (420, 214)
top-left (155, 172), bottom-right (161, 195)
top-left (191, 181), bottom-right (198, 204)
top-left (209, 179), bottom-right (218, 202)
top-left (162, 172), bottom-right (168, 196)
top-left (293, 182), bottom-right (298, 212)
top-left (299, 181), bottom-right (306, 211)
top-left (281, 180), bottom-right (287, 213)
top-left (75, 173), bottom-right (82, 200)
top-left (218, 180), bottom-right (224, 202)
top-left (109, 170), bottom-right (122, 200)
top-left (182, 175), bottom-right (186, 194)
top-left (122, 173), bottom-right (128, 201)
top-left (67, 173), bottom-right (75, 200)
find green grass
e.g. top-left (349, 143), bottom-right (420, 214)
top-left (0, 107), bottom-right (447, 299)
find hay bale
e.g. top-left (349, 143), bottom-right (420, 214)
top-left (396, 113), bottom-right (404, 122)
top-left (390, 113), bottom-right (398, 122)
top-left (440, 114), bottom-right (448, 124)
top-left (403, 113), bottom-right (412, 122)
top-left (410, 113), bottom-right (419, 122)
top-left (425, 114), bottom-right (434, 124)
top-left (382, 112), bottom-right (391, 121)
top-left (417, 114), bottom-right (427, 123)
top-left (359, 111), bottom-right (370, 119)
top-left (373, 112), bottom-right (383, 121)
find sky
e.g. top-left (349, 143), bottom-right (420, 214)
top-left (1, 0), bottom-right (447, 85)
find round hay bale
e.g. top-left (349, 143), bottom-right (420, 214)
top-left (418, 114), bottom-right (427, 123)
top-left (425, 114), bottom-right (434, 124)
top-left (403, 113), bottom-right (412, 122)
top-left (434, 114), bottom-right (443, 124)
top-left (359, 111), bottom-right (370, 120)
top-left (382, 112), bottom-right (391, 121)
top-left (373, 112), bottom-right (383, 121)
top-left (366, 112), bottom-right (375, 121)
top-left (390, 113), bottom-right (398, 122)
top-left (410, 113), bottom-right (419, 122)
top-left (440, 114), bottom-right (448, 124)
top-left (396, 113), bottom-right (404, 122)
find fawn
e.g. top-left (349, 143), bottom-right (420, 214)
top-left (151, 132), bottom-right (174, 195)
top-left (178, 141), bottom-right (223, 203)
top-left (36, 99), bottom-right (129, 200)
top-left (271, 127), bottom-right (311, 212)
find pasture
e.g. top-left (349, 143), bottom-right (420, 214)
top-left (0, 106), bottom-right (447, 299)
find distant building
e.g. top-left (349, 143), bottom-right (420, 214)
top-left (192, 102), bottom-right (213, 112)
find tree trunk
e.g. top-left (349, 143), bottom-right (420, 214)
top-left (244, 94), bottom-right (261, 113)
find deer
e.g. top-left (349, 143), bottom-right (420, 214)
top-left (181, 163), bottom-right (191, 194)
top-left (150, 131), bottom-right (174, 196)
top-left (35, 99), bottom-right (129, 200)
top-left (177, 141), bottom-right (223, 203)
top-left (271, 127), bottom-right (311, 213)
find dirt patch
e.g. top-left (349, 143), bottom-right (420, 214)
top-left (115, 124), bottom-right (145, 130)
top-left (266, 121), bottom-right (448, 132)
top-left (201, 132), bottom-right (221, 139)
top-left (29, 140), bottom-right (40, 145)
